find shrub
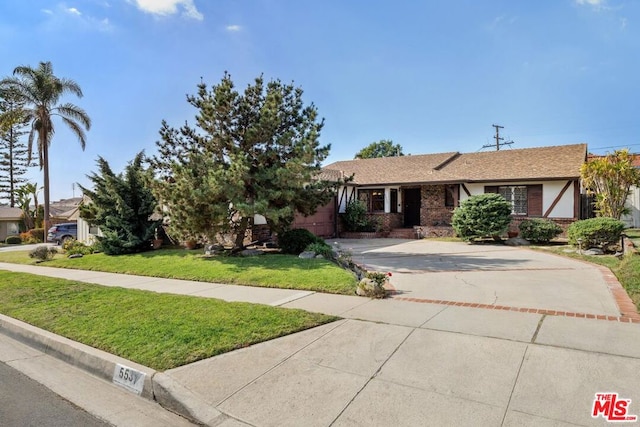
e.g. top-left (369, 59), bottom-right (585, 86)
top-left (567, 217), bottom-right (625, 248)
top-left (28, 246), bottom-right (58, 261)
top-left (5, 235), bottom-right (21, 244)
top-left (356, 272), bottom-right (391, 298)
top-left (278, 228), bottom-right (322, 254)
top-left (519, 219), bottom-right (563, 243)
top-left (451, 194), bottom-right (512, 241)
top-left (305, 241), bottom-right (334, 259)
top-left (62, 239), bottom-right (93, 256)
top-left (342, 200), bottom-right (374, 232)
top-left (20, 228), bottom-right (44, 244)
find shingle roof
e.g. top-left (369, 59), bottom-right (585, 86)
top-left (0, 207), bottom-right (23, 220)
top-left (324, 152), bottom-right (460, 185)
top-left (323, 144), bottom-right (587, 185)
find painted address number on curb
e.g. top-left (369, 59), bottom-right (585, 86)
top-left (112, 363), bottom-right (146, 395)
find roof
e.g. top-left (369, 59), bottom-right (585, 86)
top-left (49, 197), bottom-right (82, 219)
top-left (0, 207), bottom-right (23, 220)
top-left (323, 144), bottom-right (587, 186)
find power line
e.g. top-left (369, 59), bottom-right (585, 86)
top-left (481, 124), bottom-right (514, 151)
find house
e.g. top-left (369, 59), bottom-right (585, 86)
top-left (0, 207), bottom-right (23, 241)
top-left (323, 143), bottom-right (587, 238)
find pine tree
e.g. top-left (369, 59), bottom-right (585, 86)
top-left (0, 87), bottom-right (30, 206)
top-left (150, 73), bottom-right (345, 249)
top-left (79, 152), bottom-right (160, 255)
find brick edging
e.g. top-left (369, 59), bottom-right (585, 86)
top-left (382, 255), bottom-right (640, 324)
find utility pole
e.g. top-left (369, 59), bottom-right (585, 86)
top-left (482, 124), bottom-right (514, 151)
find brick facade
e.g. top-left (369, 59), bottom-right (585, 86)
top-left (420, 185), bottom-right (454, 226)
top-left (508, 216), bottom-right (575, 238)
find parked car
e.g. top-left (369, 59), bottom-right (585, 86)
top-left (47, 222), bottom-right (77, 245)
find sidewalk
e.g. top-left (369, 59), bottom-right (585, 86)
top-left (1, 262), bottom-right (640, 426)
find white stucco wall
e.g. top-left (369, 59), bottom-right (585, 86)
top-left (622, 186), bottom-right (640, 228)
top-left (461, 181), bottom-right (576, 218)
top-left (77, 217), bottom-right (102, 244)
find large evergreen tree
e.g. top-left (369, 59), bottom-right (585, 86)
top-left (0, 61), bottom-right (91, 232)
top-left (0, 87), bottom-right (30, 206)
top-left (150, 73), bottom-right (343, 249)
top-left (80, 152), bottom-right (160, 255)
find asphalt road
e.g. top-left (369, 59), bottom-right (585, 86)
top-left (0, 361), bottom-right (109, 427)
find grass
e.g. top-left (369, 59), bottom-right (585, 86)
top-left (0, 248), bottom-right (357, 294)
top-left (0, 271), bottom-right (337, 370)
top-left (535, 244), bottom-right (640, 310)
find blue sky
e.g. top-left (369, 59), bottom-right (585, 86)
top-left (1, 0), bottom-right (639, 201)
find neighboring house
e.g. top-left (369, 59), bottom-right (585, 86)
top-left (323, 143), bottom-right (587, 237)
top-left (585, 154), bottom-right (640, 228)
top-left (0, 207), bottom-right (23, 241)
top-left (49, 197), bottom-right (82, 222)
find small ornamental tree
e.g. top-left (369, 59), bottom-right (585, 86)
top-left (581, 149), bottom-right (640, 220)
top-left (451, 193), bottom-right (512, 241)
top-left (80, 152), bottom-right (161, 255)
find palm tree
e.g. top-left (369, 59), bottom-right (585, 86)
top-left (1, 61), bottom-right (91, 234)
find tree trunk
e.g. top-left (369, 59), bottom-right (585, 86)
top-left (42, 136), bottom-right (49, 235)
top-left (233, 216), bottom-right (250, 250)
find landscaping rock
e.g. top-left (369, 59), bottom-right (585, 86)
top-left (240, 249), bottom-right (264, 257)
top-left (204, 244), bottom-right (224, 256)
top-left (315, 254), bottom-right (325, 259)
top-left (504, 237), bottom-right (530, 246)
top-left (584, 248), bottom-right (604, 256)
top-left (68, 253), bottom-right (83, 259)
top-left (298, 251), bottom-right (316, 259)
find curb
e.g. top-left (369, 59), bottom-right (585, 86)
top-left (0, 313), bottom-right (216, 426)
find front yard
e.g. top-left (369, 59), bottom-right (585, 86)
top-left (0, 248), bottom-right (357, 295)
top-left (0, 270), bottom-right (337, 370)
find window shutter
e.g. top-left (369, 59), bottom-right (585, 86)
top-left (484, 186), bottom-right (498, 194)
top-left (527, 185), bottom-right (543, 217)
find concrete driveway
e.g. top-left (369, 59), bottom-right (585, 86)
top-left (334, 238), bottom-right (621, 316)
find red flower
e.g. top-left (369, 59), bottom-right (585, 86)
top-left (387, 272), bottom-right (392, 277)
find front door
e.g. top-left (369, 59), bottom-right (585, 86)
top-left (403, 188), bottom-right (421, 227)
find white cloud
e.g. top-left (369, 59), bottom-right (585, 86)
top-left (67, 7), bottom-right (82, 15)
top-left (620, 17), bottom-right (628, 30)
top-left (226, 24), bottom-right (241, 32)
top-left (133, 0), bottom-right (203, 20)
top-left (575, 0), bottom-right (605, 5)
top-left (41, 9), bottom-right (54, 15)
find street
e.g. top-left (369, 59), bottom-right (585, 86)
top-left (0, 361), bottom-right (109, 427)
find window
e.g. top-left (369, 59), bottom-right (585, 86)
top-left (498, 186), bottom-right (527, 215)
top-left (390, 189), bottom-right (398, 213)
top-left (445, 185), bottom-right (457, 208)
top-left (359, 189), bottom-right (385, 212)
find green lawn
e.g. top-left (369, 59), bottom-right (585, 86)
top-left (0, 271), bottom-right (337, 370)
top-left (0, 248), bottom-right (357, 294)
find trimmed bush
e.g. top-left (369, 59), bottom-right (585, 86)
top-left (519, 219), bottom-right (563, 243)
top-left (278, 228), bottom-right (322, 254)
top-left (28, 246), bottom-right (58, 261)
top-left (305, 241), bottom-right (334, 259)
top-left (567, 217), bottom-right (625, 248)
top-left (31, 228), bottom-right (44, 242)
top-left (20, 228), bottom-right (44, 244)
top-left (342, 200), bottom-right (375, 232)
top-left (451, 193), bottom-right (512, 242)
top-left (62, 239), bottom-right (93, 256)
top-left (5, 235), bottom-right (21, 245)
